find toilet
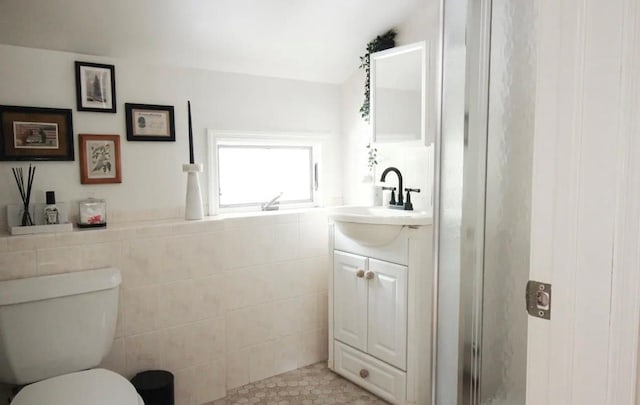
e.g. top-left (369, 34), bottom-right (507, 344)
top-left (0, 267), bottom-right (144, 404)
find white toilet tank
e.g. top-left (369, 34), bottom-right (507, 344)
top-left (0, 267), bottom-right (121, 385)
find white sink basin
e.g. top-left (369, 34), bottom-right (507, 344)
top-left (329, 206), bottom-right (432, 246)
top-left (329, 206), bottom-right (432, 226)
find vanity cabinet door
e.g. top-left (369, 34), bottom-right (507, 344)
top-left (367, 259), bottom-right (408, 370)
top-left (334, 251), bottom-right (368, 351)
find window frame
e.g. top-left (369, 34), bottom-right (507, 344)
top-left (207, 130), bottom-right (324, 215)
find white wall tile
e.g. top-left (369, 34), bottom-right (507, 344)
top-left (299, 294), bottom-right (321, 333)
top-left (156, 236), bottom-right (187, 284)
top-left (81, 241), bottom-right (121, 270)
top-left (7, 234), bottom-right (56, 251)
top-left (249, 341), bottom-right (277, 382)
top-left (194, 361), bottom-right (226, 404)
top-left (0, 215), bottom-right (331, 397)
top-left (0, 250), bottom-right (36, 280)
top-left (220, 226), bottom-right (247, 269)
top-left (250, 303), bottom-right (278, 345)
top-left (125, 330), bottom-right (167, 378)
top-left (135, 223), bottom-right (175, 238)
top-left (273, 298), bottom-right (302, 338)
top-left (226, 308), bottom-right (250, 353)
top-left (225, 213), bottom-right (299, 229)
top-left (271, 260), bottom-right (304, 300)
top-left (100, 337), bottom-right (126, 376)
top-left (224, 264), bottom-right (281, 310)
top-left (192, 317), bottom-right (226, 361)
top-left (164, 324), bottom-right (199, 371)
top-left (223, 267), bottom-right (259, 310)
top-left (192, 274), bottom-right (226, 320)
top-left (226, 349), bottom-right (250, 389)
top-left (183, 232), bottom-right (227, 278)
top-left (268, 223), bottom-right (300, 263)
top-left (273, 335), bottom-right (300, 375)
top-left (318, 292), bottom-right (328, 328)
top-left (36, 246), bottom-right (84, 276)
top-left (171, 219), bottom-right (224, 235)
top-left (157, 280), bottom-right (198, 328)
top-left (299, 220), bottom-right (330, 258)
top-left (298, 328), bottom-right (328, 366)
top-left (202, 231), bottom-right (228, 275)
top-left (124, 286), bottom-right (161, 335)
top-left (115, 289), bottom-right (125, 338)
top-left (173, 365), bottom-right (197, 405)
top-left (297, 257), bottom-right (326, 294)
top-left (120, 238), bottom-right (162, 288)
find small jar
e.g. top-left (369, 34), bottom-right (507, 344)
top-left (78, 198), bottom-right (107, 228)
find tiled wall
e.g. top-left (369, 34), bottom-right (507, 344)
top-left (0, 210), bottom-right (329, 405)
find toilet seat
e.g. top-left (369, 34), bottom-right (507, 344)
top-left (11, 368), bottom-right (144, 405)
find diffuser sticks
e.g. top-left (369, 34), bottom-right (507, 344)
top-left (11, 164), bottom-right (36, 226)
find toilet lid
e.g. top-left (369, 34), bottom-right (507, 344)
top-left (12, 368), bottom-right (141, 405)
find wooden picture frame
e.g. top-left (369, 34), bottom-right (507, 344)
top-left (79, 134), bottom-right (122, 184)
top-left (0, 105), bottom-right (74, 161)
top-left (125, 103), bottom-right (175, 142)
top-left (75, 61), bottom-right (117, 113)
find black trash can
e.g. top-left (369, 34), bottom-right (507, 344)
top-left (131, 370), bottom-right (174, 405)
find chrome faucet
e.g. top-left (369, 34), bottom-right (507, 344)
top-left (261, 192), bottom-right (282, 211)
top-left (380, 167), bottom-right (403, 207)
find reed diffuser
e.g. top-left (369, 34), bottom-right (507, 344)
top-left (11, 164), bottom-right (36, 226)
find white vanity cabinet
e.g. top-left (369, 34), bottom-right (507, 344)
top-left (334, 252), bottom-right (408, 370)
top-left (328, 220), bottom-right (433, 405)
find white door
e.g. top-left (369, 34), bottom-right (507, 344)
top-left (333, 251), bottom-right (368, 351)
top-left (367, 259), bottom-right (408, 371)
top-left (526, 0), bottom-right (640, 404)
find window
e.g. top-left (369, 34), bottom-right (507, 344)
top-left (208, 131), bottom-right (322, 212)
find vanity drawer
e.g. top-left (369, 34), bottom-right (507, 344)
top-left (334, 341), bottom-right (406, 404)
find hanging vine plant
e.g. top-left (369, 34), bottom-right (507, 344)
top-left (359, 29), bottom-right (397, 122)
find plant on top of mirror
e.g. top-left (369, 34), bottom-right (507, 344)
top-left (366, 143), bottom-right (378, 172)
top-left (359, 29), bottom-right (397, 122)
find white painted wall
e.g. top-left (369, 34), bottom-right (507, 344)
top-left (0, 45), bottom-right (342, 230)
top-left (341, 1), bottom-right (439, 211)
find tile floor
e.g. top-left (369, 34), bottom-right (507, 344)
top-left (209, 362), bottom-right (389, 405)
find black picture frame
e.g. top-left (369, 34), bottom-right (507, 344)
top-left (75, 61), bottom-right (117, 113)
top-left (0, 105), bottom-right (74, 161)
top-left (125, 103), bottom-right (176, 142)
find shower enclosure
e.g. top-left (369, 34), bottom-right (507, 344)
top-left (435, 0), bottom-right (537, 403)
top-left (435, 0), bottom-right (640, 403)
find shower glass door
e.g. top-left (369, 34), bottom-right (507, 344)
top-left (460, 0), bottom-right (537, 403)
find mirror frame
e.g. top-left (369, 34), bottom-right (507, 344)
top-left (370, 41), bottom-right (427, 145)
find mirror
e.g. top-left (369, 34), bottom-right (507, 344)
top-left (371, 41), bottom-right (426, 144)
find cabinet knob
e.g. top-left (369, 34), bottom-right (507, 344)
top-left (359, 369), bottom-right (369, 378)
top-left (356, 269), bottom-right (365, 278)
top-left (365, 271), bottom-right (375, 280)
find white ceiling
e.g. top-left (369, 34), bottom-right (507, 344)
top-left (0, 0), bottom-right (426, 84)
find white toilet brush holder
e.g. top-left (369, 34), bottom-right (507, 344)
top-left (182, 163), bottom-right (204, 220)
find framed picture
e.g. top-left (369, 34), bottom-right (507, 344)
top-left (79, 134), bottom-right (122, 184)
top-left (125, 103), bottom-right (175, 142)
top-left (75, 61), bottom-right (116, 113)
top-left (0, 105), bottom-right (74, 161)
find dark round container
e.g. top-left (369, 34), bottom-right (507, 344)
top-left (131, 370), bottom-right (174, 405)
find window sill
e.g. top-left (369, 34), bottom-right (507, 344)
top-left (0, 207), bottom-right (328, 246)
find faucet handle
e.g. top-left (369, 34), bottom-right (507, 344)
top-left (403, 188), bottom-right (421, 211)
top-left (383, 187), bottom-right (397, 205)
